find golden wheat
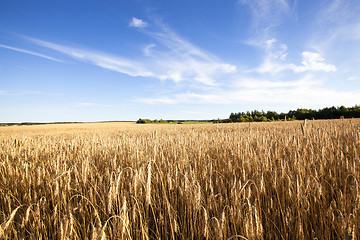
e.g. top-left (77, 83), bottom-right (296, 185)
top-left (0, 120), bottom-right (359, 239)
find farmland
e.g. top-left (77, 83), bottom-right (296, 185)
top-left (0, 120), bottom-right (359, 239)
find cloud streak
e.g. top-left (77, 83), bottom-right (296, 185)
top-left (24, 18), bottom-right (237, 86)
top-left (239, 0), bottom-right (291, 31)
top-left (0, 43), bottom-right (64, 63)
top-left (26, 37), bottom-right (154, 78)
top-left (13, 16), bottom-right (348, 111)
top-left (76, 102), bottom-right (112, 108)
top-left (0, 89), bottom-right (62, 96)
top-left (309, 0), bottom-right (360, 54)
top-left (139, 19), bottom-right (237, 85)
top-left (137, 75), bottom-right (360, 109)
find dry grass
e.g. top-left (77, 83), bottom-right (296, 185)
top-left (0, 120), bottom-right (359, 239)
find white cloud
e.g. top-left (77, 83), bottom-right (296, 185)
top-left (129, 17), bottom-right (148, 28)
top-left (254, 38), bottom-right (290, 74)
top-left (347, 76), bottom-right (358, 81)
top-left (250, 38), bottom-right (290, 75)
top-left (146, 23), bottom-right (215, 61)
top-left (291, 51), bottom-right (337, 73)
top-left (140, 21), bottom-right (237, 85)
top-left (235, 76), bottom-right (321, 89)
top-left (136, 92), bottom-right (230, 105)
top-left (309, 0), bottom-right (360, 54)
top-left (239, 0), bottom-right (290, 30)
top-left (137, 75), bottom-right (360, 108)
top-left (143, 43), bottom-right (156, 56)
top-left (27, 37), bottom-right (155, 78)
top-left (264, 38), bottom-right (288, 60)
top-left (256, 60), bottom-right (289, 74)
top-left (254, 39), bottom-right (337, 74)
top-left (0, 90), bottom-right (62, 96)
top-left (25, 19), bottom-right (237, 86)
top-left (0, 43), bottom-right (64, 63)
top-left (76, 102), bottom-right (111, 107)
top-left (77, 102), bottom-right (98, 107)
top-left (320, 0), bottom-right (357, 24)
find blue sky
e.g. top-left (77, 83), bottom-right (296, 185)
top-left (1, 0), bottom-right (360, 122)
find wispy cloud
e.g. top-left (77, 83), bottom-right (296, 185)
top-left (26, 37), bottom-right (154, 78)
top-left (146, 20), bottom-right (215, 61)
top-left (264, 38), bottom-right (288, 60)
top-left (24, 18), bottom-right (237, 86)
top-left (290, 51), bottom-right (337, 72)
top-left (0, 90), bottom-right (62, 96)
top-left (13, 14), bottom-right (346, 111)
top-left (137, 74), bottom-right (360, 108)
top-left (347, 76), bottom-right (358, 81)
top-left (139, 20), bottom-right (237, 85)
top-left (255, 38), bottom-right (289, 74)
top-left (234, 76), bottom-right (322, 89)
top-left (239, 0), bottom-right (291, 31)
top-left (129, 17), bottom-right (148, 28)
top-left (310, 0), bottom-right (360, 53)
top-left (76, 102), bottom-right (112, 108)
top-left (136, 92), bottom-right (229, 105)
top-left (0, 44), bottom-right (64, 63)
top-left (143, 43), bottom-right (156, 56)
top-left (319, 0), bottom-right (358, 24)
top-left (254, 38), bottom-right (336, 74)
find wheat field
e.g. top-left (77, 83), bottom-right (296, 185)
top-left (0, 119), bottom-right (359, 239)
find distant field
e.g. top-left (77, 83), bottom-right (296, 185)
top-left (0, 120), bottom-right (359, 239)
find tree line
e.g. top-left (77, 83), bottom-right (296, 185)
top-left (136, 119), bottom-right (171, 124)
top-left (136, 119), bottom-right (210, 124)
top-left (214, 105), bottom-right (360, 123)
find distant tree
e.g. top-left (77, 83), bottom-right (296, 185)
top-left (238, 116), bottom-right (246, 122)
top-left (224, 118), bottom-right (232, 123)
top-left (259, 116), bottom-right (268, 122)
top-left (278, 113), bottom-right (286, 120)
top-left (136, 118), bottom-right (152, 124)
top-left (230, 113), bottom-right (237, 122)
top-left (266, 111), bottom-right (278, 120)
